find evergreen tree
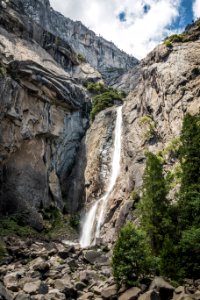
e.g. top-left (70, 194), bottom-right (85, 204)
top-left (177, 113), bottom-right (200, 278)
top-left (138, 152), bottom-right (171, 255)
top-left (178, 113), bottom-right (200, 228)
top-left (112, 222), bottom-right (156, 286)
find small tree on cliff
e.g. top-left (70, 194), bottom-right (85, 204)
top-left (138, 152), bottom-right (171, 255)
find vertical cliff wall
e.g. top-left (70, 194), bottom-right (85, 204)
top-left (81, 36), bottom-right (200, 242)
top-left (13, 0), bottom-right (139, 82)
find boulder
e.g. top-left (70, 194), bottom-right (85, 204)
top-left (84, 250), bottom-right (109, 265)
top-left (150, 277), bottom-right (175, 300)
top-left (139, 290), bottom-right (160, 300)
top-left (0, 282), bottom-right (13, 300)
top-left (23, 280), bottom-right (41, 295)
top-left (54, 276), bottom-right (71, 292)
top-left (101, 284), bottom-right (118, 299)
top-left (79, 270), bottom-right (99, 284)
top-left (119, 287), bottom-right (141, 300)
top-left (4, 272), bottom-right (20, 292)
top-left (194, 291), bottom-right (200, 300)
top-left (15, 293), bottom-right (31, 300)
top-left (75, 282), bottom-right (87, 291)
top-left (77, 292), bottom-right (94, 300)
top-left (46, 289), bottom-right (66, 300)
top-left (175, 287), bottom-right (185, 295)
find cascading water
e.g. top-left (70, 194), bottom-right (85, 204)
top-left (80, 106), bottom-right (123, 248)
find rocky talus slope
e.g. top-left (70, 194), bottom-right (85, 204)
top-left (83, 36), bottom-right (200, 242)
top-left (1, 237), bottom-right (200, 300)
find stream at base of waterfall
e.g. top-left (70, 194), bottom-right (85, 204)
top-left (80, 106), bottom-right (123, 248)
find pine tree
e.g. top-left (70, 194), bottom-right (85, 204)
top-left (177, 113), bottom-right (200, 278)
top-left (139, 152), bottom-right (171, 255)
top-left (112, 222), bottom-right (155, 286)
top-left (178, 113), bottom-right (200, 228)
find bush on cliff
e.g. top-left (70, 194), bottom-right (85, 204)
top-left (90, 91), bottom-right (123, 121)
top-left (112, 222), bottom-right (157, 286)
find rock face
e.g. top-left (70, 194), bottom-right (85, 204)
top-left (81, 38), bottom-right (200, 242)
top-left (0, 1), bottom-right (91, 227)
top-left (0, 0), bottom-right (138, 228)
top-left (14, 0), bottom-right (139, 82)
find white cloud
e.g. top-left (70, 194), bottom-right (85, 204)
top-left (193, 0), bottom-right (200, 19)
top-left (50, 0), bottom-right (182, 59)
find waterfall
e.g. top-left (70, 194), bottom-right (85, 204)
top-left (80, 106), bottom-right (123, 248)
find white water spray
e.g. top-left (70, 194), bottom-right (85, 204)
top-left (80, 106), bottom-right (123, 248)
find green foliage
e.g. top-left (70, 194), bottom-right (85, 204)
top-left (0, 61), bottom-right (7, 77)
top-left (0, 217), bottom-right (37, 237)
top-left (90, 91), bottom-right (123, 121)
top-left (162, 138), bottom-right (181, 159)
top-left (164, 34), bottom-right (187, 44)
top-left (164, 40), bottom-right (173, 48)
top-left (84, 82), bottom-right (109, 94)
top-left (0, 240), bottom-right (7, 262)
top-left (55, 36), bottom-right (61, 46)
top-left (106, 67), bottom-right (125, 74)
top-left (112, 222), bottom-right (157, 286)
top-left (69, 214), bottom-right (80, 229)
top-left (178, 227), bottom-right (200, 278)
top-left (139, 116), bottom-right (156, 141)
top-left (130, 190), bottom-right (140, 202)
top-left (77, 53), bottom-right (86, 63)
top-left (178, 114), bottom-right (200, 228)
top-left (160, 114), bottom-right (200, 280)
top-left (165, 162), bottom-right (182, 189)
top-left (138, 152), bottom-right (172, 255)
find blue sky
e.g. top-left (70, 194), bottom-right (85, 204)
top-left (50, 0), bottom-right (200, 59)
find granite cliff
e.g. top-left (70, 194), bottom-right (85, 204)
top-left (15, 0), bottom-right (138, 84)
top-left (0, 0), bottom-right (138, 229)
top-left (81, 25), bottom-right (200, 242)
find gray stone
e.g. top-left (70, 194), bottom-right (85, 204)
top-left (101, 284), bottom-right (118, 299)
top-left (75, 282), bottom-right (87, 291)
top-left (15, 293), bottom-right (31, 300)
top-left (23, 280), bottom-right (41, 295)
top-left (150, 277), bottom-right (175, 300)
top-left (119, 287), bottom-right (141, 300)
top-left (175, 287), bottom-right (185, 295)
top-left (0, 282), bottom-right (13, 300)
top-left (139, 290), bottom-right (160, 300)
top-left (84, 250), bottom-right (108, 265)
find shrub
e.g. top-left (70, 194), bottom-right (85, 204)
top-left (112, 222), bottom-right (156, 286)
top-left (77, 53), bottom-right (86, 63)
top-left (139, 115), bottom-right (156, 141)
top-left (0, 240), bottom-right (7, 262)
top-left (84, 82), bottom-right (108, 94)
top-left (0, 217), bottom-right (37, 237)
top-left (69, 214), bottom-right (80, 229)
top-left (90, 91), bottom-right (123, 121)
top-left (164, 34), bottom-right (187, 44)
top-left (164, 40), bottom-right (173, 48)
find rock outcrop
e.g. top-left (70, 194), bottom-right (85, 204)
top-left (0, 0), bottom-right (91, 228)
top-left (13, 0), bottom-right (139, 83)
top-left (81, 36), bottom-right (200, 242)
top-left (0, 0), bottom-right (139, 229)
